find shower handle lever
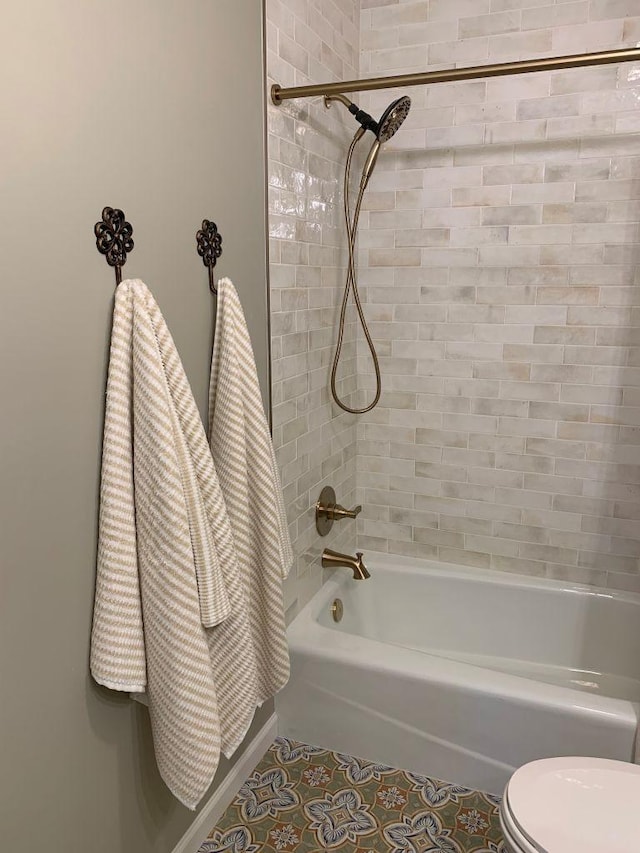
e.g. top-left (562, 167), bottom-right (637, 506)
top-left (329, 503), bottom-right (362, 520)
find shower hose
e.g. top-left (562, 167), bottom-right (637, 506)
top-left (330, 128), bottom-right (382, 415)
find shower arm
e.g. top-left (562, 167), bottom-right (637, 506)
top-left (324, 93), bottom-right (353, 110)
top-left (324, 93), bottom-right (380, 138)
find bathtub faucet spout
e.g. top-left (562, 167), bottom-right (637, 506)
top-left (321, 548), bottom-right (370, 580)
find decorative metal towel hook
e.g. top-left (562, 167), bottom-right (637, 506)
top-left (196, 219), bottom-right (222, 294)
top-left (94, 207), bottom-right (134, 286)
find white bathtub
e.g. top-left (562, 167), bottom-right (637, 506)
top-left (276, 553), bottom-right (640, 794)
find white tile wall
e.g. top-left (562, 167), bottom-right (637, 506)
top-left (267, 0), bottom-right (361, 618)
top-left (357, 0), bottom-right (640, 591)
top-left (268, 0), bottom-right (640, 597)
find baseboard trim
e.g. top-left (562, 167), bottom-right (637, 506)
top-left (172, 713), bottom-right (278, 853)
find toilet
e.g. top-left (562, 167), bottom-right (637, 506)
top-left (499, 756), bottom-right (640, 852)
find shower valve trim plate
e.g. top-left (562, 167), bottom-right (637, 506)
top-left (316, 486), bottom-right (362, 536)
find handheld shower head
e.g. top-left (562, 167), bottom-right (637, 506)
top-left (361, 96), bottom-right (412, 187)
top-left (324, 93), bottom-right (412, 143)
top-left (325, 93), bottom-right (412, 188)
top-left (326, 92), bottom-right (412, 414)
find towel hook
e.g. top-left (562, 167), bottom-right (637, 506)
top-left (94, 207), bottom-right (134, 286)
top-left (196, 219), bottom-right (222, 294)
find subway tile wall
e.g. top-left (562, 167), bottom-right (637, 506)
top-left (267, 0), bottom-right (360, 617)
top-left (356, 1), bottom-right (640, 591)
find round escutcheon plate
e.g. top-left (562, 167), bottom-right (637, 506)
top-left (331, 598), bottom-right (344, 623)
top-left (316, 485), bottom-right (337, 536)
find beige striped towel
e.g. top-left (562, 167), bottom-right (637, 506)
top-left (90, 279), bottom-right (257, 809)
top-left (208, 277), bottom-right (293, 706)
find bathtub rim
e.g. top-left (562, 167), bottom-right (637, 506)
top-left (287, 551), bottom-right (640, 727)
top-left (327, 550), bottom-right (640, 604)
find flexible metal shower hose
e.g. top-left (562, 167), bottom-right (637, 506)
top-left (330, 130), bottom-right (382, 414)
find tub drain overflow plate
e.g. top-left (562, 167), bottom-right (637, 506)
top-left (331, 598), bottom-right (344, 623)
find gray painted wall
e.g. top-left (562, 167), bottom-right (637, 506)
top-left (0, 2), bottom-right (270, 850)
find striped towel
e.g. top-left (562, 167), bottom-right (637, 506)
top-left (90, 279), bottom-right (257, 809)
top-left (208, 277), bottom-right (293, 706)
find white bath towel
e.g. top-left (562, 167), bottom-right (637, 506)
top-left (209, 277), bottom-right (293, 705)
top-left (90, 279), bottom-right (258, 809)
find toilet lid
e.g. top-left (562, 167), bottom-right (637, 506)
top-left (506, 757), bottom-right (640, 853)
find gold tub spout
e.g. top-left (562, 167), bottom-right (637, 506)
top-left (321, 549), bottom-right (370, 580)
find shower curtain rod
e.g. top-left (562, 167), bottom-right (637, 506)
top-left (271, 47), bottom-right (640, 105)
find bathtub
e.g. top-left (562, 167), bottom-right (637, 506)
top-left (275, 552), bottom-right (640, 794)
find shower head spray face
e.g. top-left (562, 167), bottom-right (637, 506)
top-left (376, 95), bottom-right (412, 142)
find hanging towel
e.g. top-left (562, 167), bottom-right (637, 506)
top-left (208, 277), bottom-right (293, 706)
top-left (90, 279), bottom-right (258, 810)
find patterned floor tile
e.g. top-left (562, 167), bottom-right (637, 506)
top-left (199, 738), bottom-right (506, 853)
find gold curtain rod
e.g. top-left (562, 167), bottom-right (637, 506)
top-left (271, 47), bottom-right (640, 105)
